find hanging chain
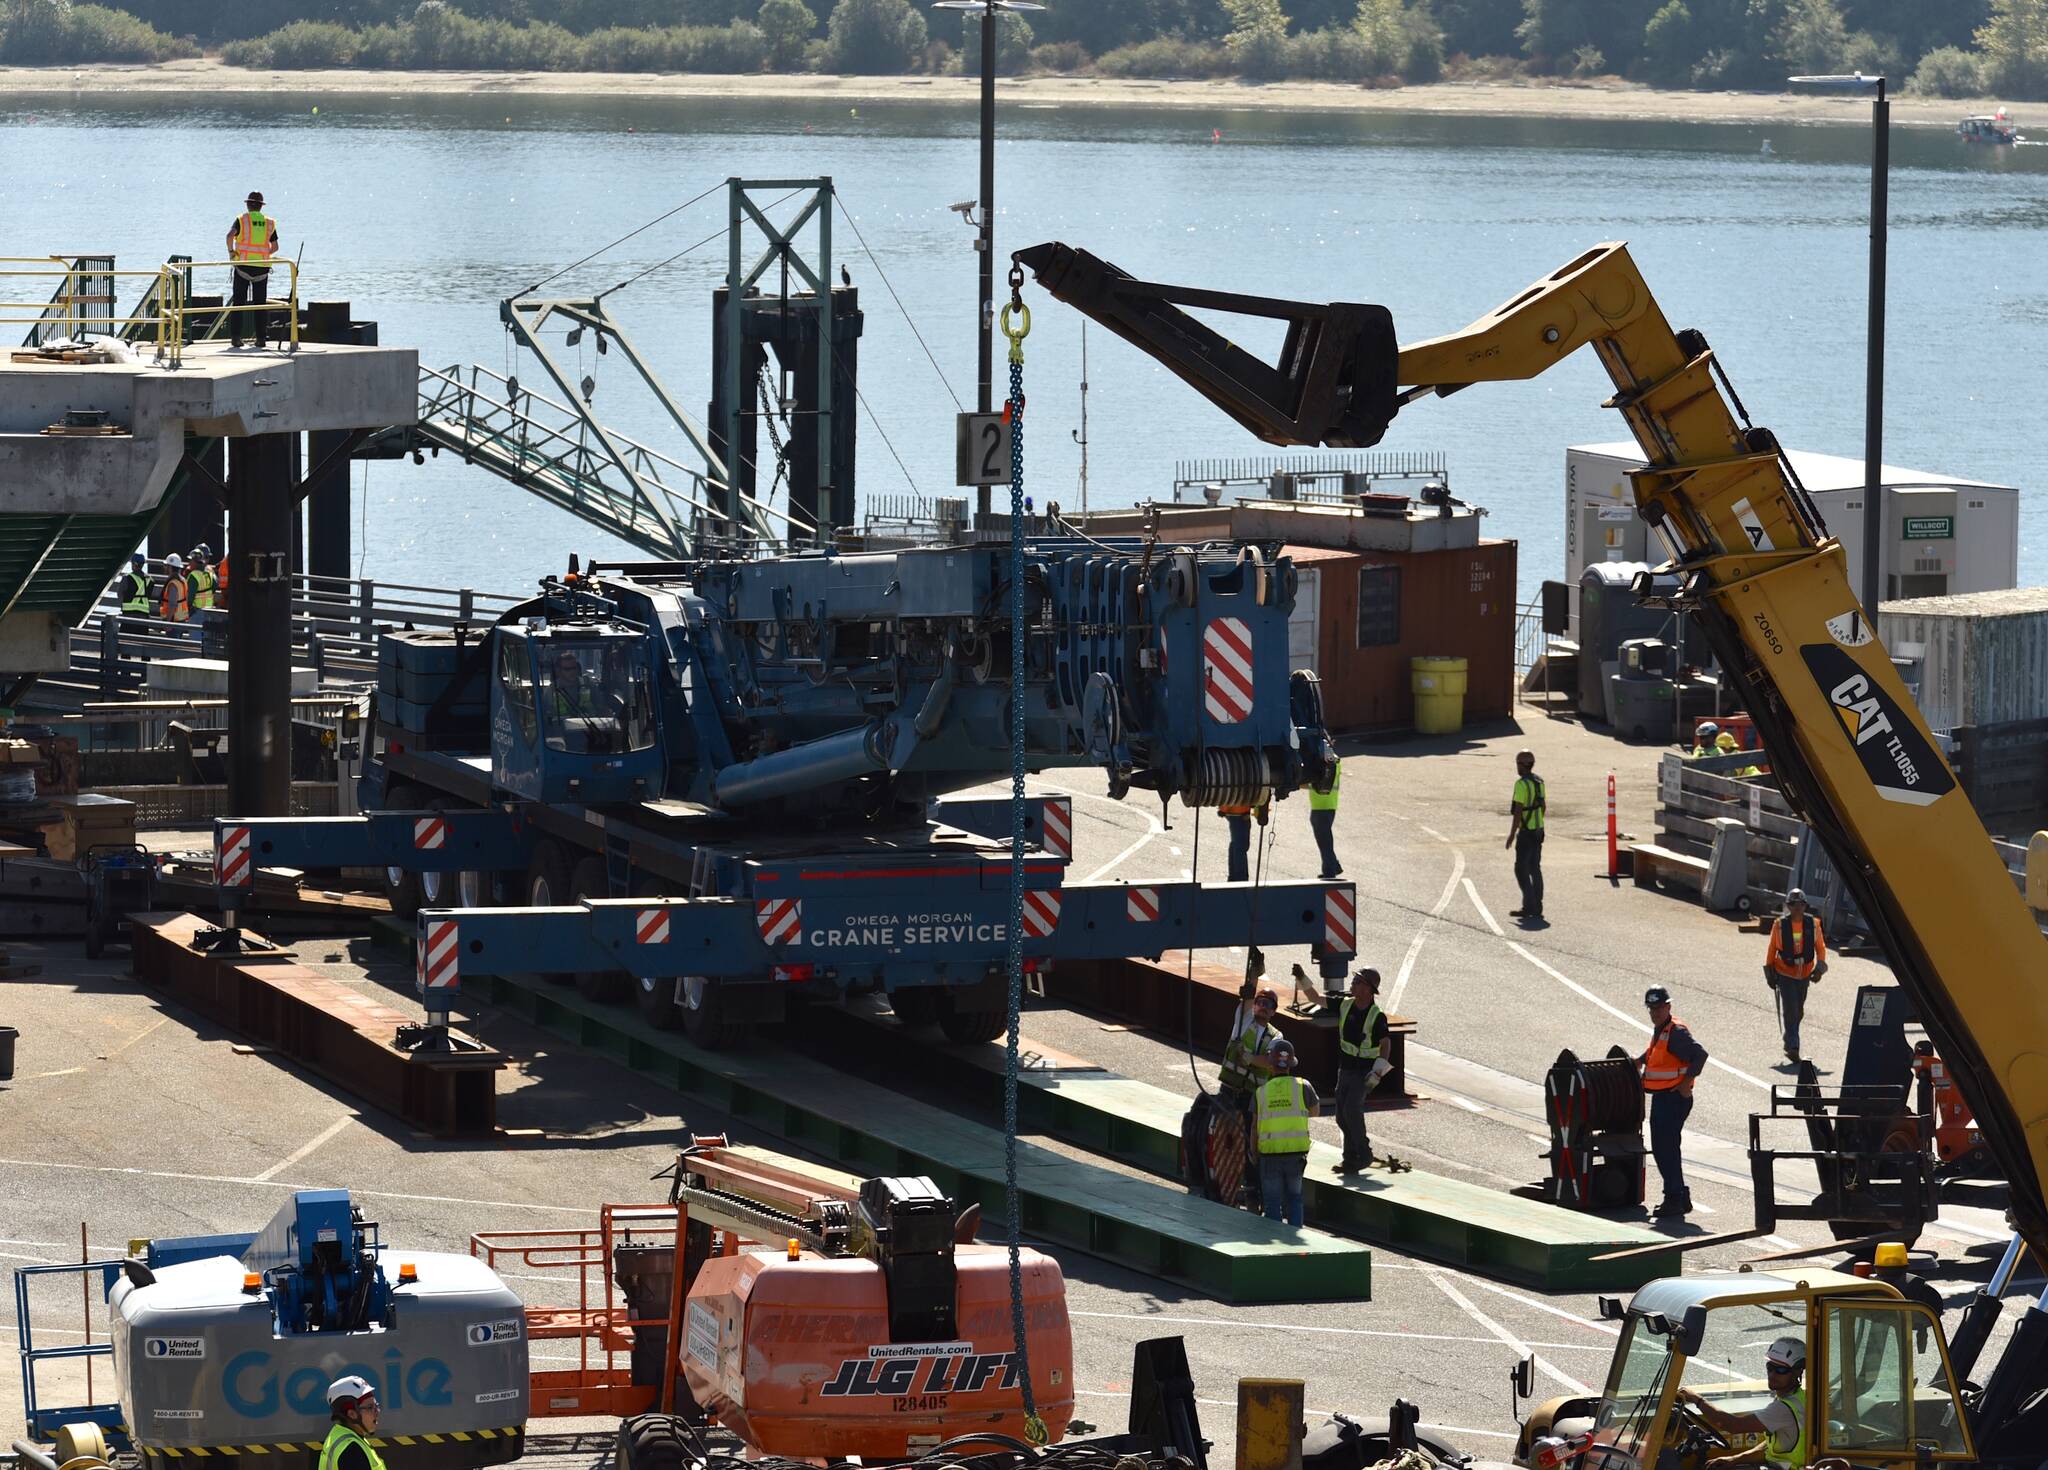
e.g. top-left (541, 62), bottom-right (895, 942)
top-left (998, 261), bottom-right (1045, 1447)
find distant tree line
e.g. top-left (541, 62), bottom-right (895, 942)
top-left (3, 0), bottom-right (2045, 98)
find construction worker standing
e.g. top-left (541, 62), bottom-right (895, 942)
top-left (321, 1376), bottom-right (386, 1470)
top-left (214, 547), bottom-right (230, 609)
top-left (1689, 721), bottom-right (1720, 758)
top-left (1677, 1335), bottom-right (1808, 1467)
top-left (227, 190), bottom-right (280, 349)
top-left (1641, 986), bottom-right (1708, 1219)
top-left (1717, 730), bottom-right (1763, 779)
top-left (1765, 888), bottom-right (1828, 1062)
top-left (158, 553), bottom-right (190, 623)
top-left (1506, 749), bottom-right (1545, 923)
top-left (116, 554), bottom-right (150, 616)
top-left (187, 544), bottom-right (218, 611)
top-left (1219, 796), bottom-right (1267, 883)
top-left (1325, 966), bottom-right (1389, 1173)
top-left (1308, 755), bottom-right (1342, 879)
top-left (1254, 1039), bottom-right (1318, 1226)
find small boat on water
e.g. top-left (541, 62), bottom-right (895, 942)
top-left (1959, 108), bottom-right (2021, 144)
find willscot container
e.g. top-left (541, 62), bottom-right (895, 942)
top-left (1878, 588), bottom-right (2048, 732)
top-left (1288, 539), bottom-right (1517, 732)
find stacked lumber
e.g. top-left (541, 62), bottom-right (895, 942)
top-left (38, 794), bottom-right (137, 862)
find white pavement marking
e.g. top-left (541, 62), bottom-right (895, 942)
top-left (1454, 1275), bottom-right (1619, 1338)
top-left (1071, 1391), bottom-right (1515, 1442)
top-left (0, 1250), bottom-right (58, 1263)
top-left (254, 1114), bottom-right (358, 1182)
top-left (1506, 942), bottom-right (1768, 1090)
top-left (1424, 1268), bottom-right (1589, 1393)
top-left (1763, 1235), bottom-right (1798, 1251)
top-left (1170, 846), bottom-right (1183, 857)
top-left (1463, 877), bottom-right (1504, 936)
top-left (1067, 1309), bottom-right (1605, 1352)
top-left (1419, 825), bottom-right (1447, 842)
top-left (1388, 849), bottom-right (1465, 1011)
top-left (0, 1157), bottom-right (597, 1215)
top-left (1082, 812), bottom-right (1166, 883)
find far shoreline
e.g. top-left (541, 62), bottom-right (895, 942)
top-left (0, 57), bottom-right (2017, 131)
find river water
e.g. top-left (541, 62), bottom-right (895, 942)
top-left (2, 92), bottom-right (2042, 600)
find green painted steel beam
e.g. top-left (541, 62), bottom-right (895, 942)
top-left (1005, 1062), bottom-right (1681, 1291)
top-left (467, 972), bottom-right (1372, 1305)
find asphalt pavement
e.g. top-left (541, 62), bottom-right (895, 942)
top-left (0, 709), bottom-right (2031, 1465)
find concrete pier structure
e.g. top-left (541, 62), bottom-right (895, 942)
top-left (0, 336), bottom-right (416, 813)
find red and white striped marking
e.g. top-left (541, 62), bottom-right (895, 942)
top-left (1021, 888), bottom-right (1063, 939)
top-left (418, 918), bottom-right (459, 990)
top-left (413, 815), bottom-right (448, 850)
top-left (216, 825), bottom-right (252, 888)
top-left (636, 908), bottom-right (670, 946)
top-left (1126, 886), bottom-right (1159, 924)
top-left (1323, 886), bottom-right (1356, 954)
top-left (1202, 616), bottom-right (1254, 724)
top-left (1041, 799), bottom-right (1072, 861)
top-left (757, 898), bottom-right (802, 946)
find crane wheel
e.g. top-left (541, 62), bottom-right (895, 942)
top-left (680, 977), bottom-right (749, 1050)
top-left (938, 1001), bottom-right (1007, 1045)
top-left (617, 1413), bottom-right (689, 1470)
top-left (526, 842), bottom-right (575, 986)
top-left (569, 854), bottom-right (629, 1002)
top-left (381, 785), bottom-right (430, 916)
top-left (890, 988), bottom-right (942, 1028)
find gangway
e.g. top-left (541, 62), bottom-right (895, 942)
top-left (376, 352), bottom-right (810, 561)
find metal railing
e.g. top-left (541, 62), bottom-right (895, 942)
top-left (2, 255), bottom-right (303, 365)
top-left (404, 362), bottom-right (808, 560)
top-left (160, 259), bottom-right (300, 364)
top-left (55, 565), bottom-right (521, 709)
top-left (1, 258), bottom-right (180, 359)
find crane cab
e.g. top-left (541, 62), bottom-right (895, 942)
top-left (1518, 1267), bottom-right (1975, 1469)
top-left (490, 619), bottom-right (663, 804)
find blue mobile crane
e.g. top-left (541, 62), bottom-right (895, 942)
top-left (216, 538), bottom-right (1356, 1047)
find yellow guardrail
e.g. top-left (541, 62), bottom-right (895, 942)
top-left (0, 258), bottom-right (178, 360)
top-left (0, 256), bottom-right (302, 367)
top-left (163, 257), bottom-right (301, 365)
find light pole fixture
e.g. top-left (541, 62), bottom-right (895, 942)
top-left (934, 0), bottom-right (1045, 519)
top-left (1790, 71), bottom-right (1889, 610)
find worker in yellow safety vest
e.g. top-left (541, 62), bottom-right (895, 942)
top-left (158, 553), bottom-right (190, 622)
top-left (320, 1376), bottom-right (386, 1470)
top-left (116, 554), bottom-right (150, 615)
top-left (226, 190), bottom-right (280, 350)
top-left (1219, 975), bottom-right (1279, 1103)
top-left (1308, 753), bottom-right (1342, 879)
top-left (1325, 966), bottom-right (1390, 1173)
top-left (187, 543), bottom-right (217, 611)
top-left (1678, 1335), bottom-right (1809, 1467)
top-left (1506, 749), bottom-right (1545, 924)
top-left (1253, 1039), bottom-right (1318, 1226)
top-left (1640, 986), bottom-right (1708, 1219)
top-left (1717, 730), bottom-right (1762, 778)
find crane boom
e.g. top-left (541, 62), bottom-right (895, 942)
top-left (1017, 238), bottom-right (2048, 1259)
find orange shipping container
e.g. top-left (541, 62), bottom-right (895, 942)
top-left (1285, 539), bottom-right (1518, 733)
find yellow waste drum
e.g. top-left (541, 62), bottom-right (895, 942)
top-left (1410, 656), bottom-right (1469, 735)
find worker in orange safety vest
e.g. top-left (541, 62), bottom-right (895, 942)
top-left (158, 553), bottom-right (190, 622)
top-left (1765, 887), bottom-right (1828, 1063)
top-left (226, 190), bottom-right (280, 349)
top-left (1640, 986), bottom-right (1708, 1220)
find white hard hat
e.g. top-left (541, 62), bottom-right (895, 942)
top-left (327, 1374), bottom-right (378, 1409)
top-left (165, 553), bottom-right (184, 568)
top-left (1766, 1336), bottom-right (1806, 1371)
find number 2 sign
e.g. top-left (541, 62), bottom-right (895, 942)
top-left (955, 412), bottom-right (1012, 487)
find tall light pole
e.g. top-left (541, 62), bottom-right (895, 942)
top-left (1791, 72), bottom-right (1889, 609)
top-left (935, 0), bottom-right (1044, 522)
